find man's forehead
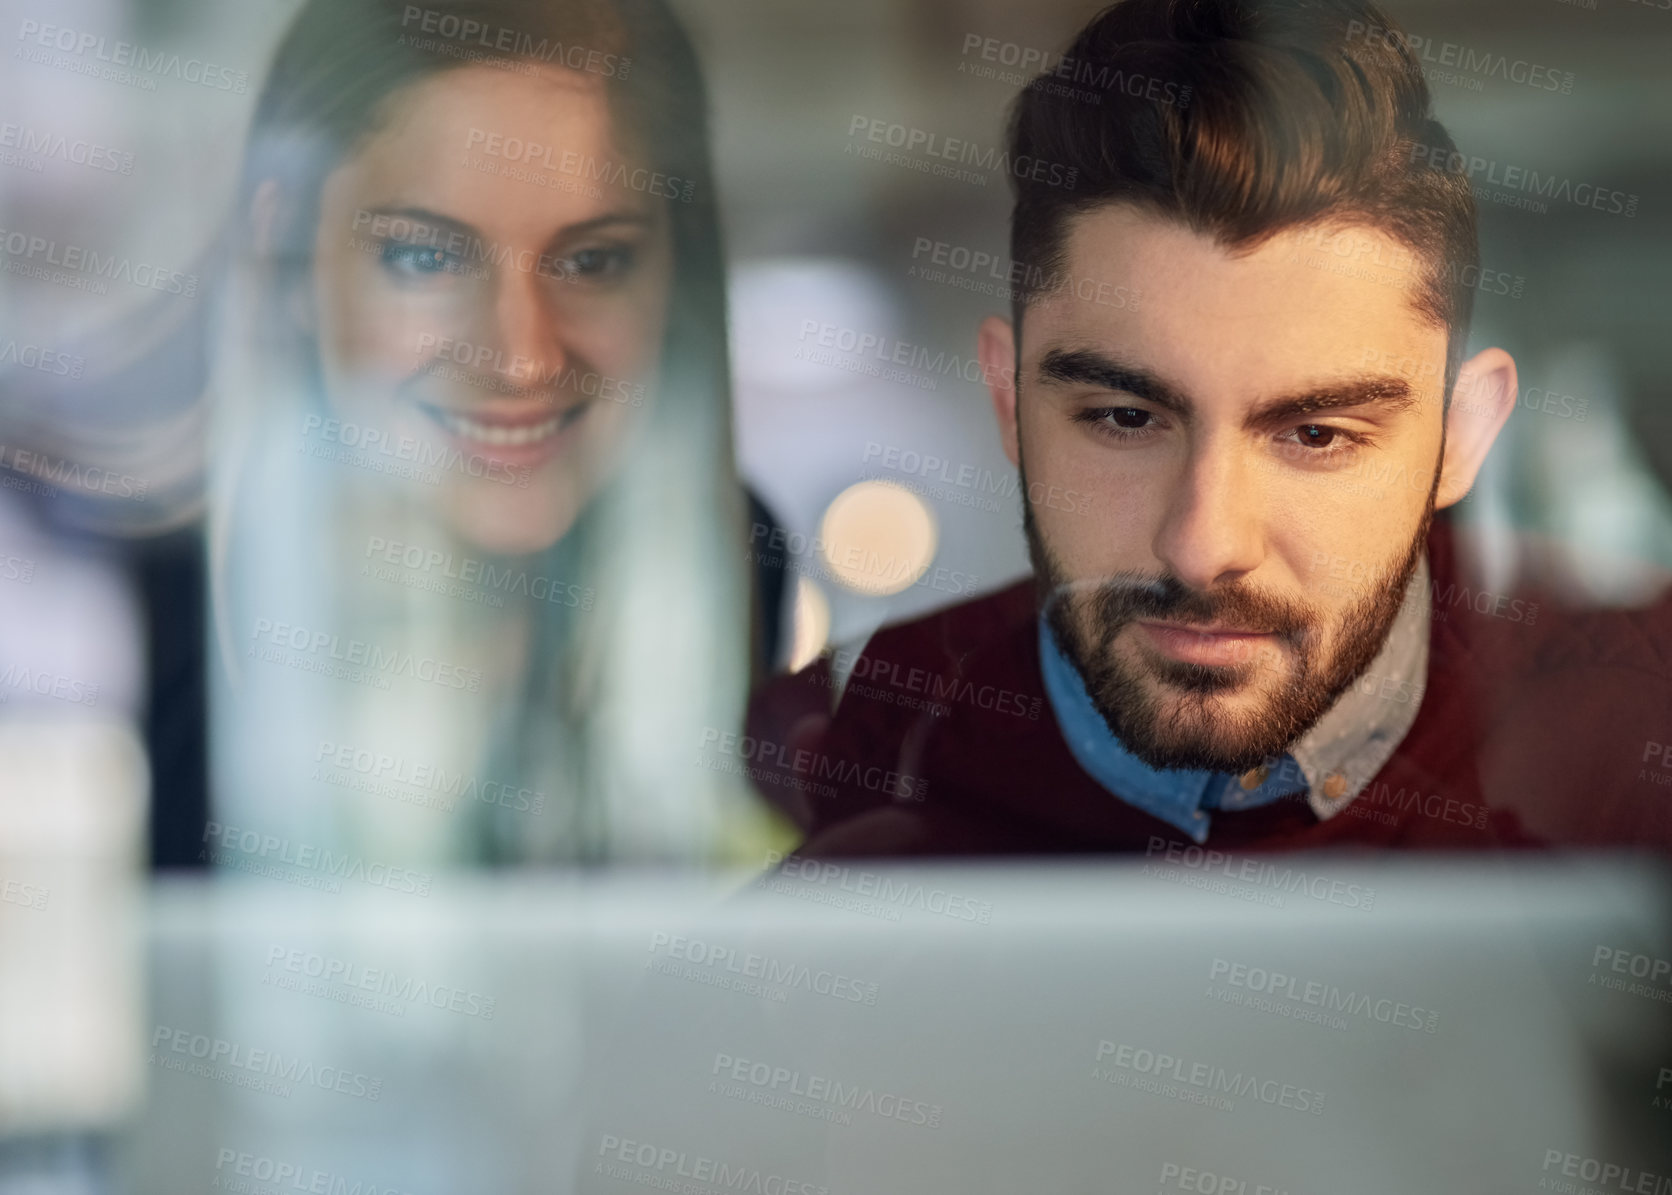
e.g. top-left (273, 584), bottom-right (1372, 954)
top-left (1026, 204), bottom-right (1448, 398)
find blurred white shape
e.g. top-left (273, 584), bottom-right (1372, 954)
top-left (0, 718), bottom-right (147, 1136)
top-left (727, 254), bottom-right (1029, 645)
top-left (1528, 342), bottom-right (1672, 602)
top-left (729, 258), bottom-right (902, 395)
top-left (1485, 341), bottom-right (1672, 605)
top-left (0, 503), bottom-right (145, 715)
top-left (819, 479), bottom-right (937, 596)
top-left (787, 575), bottom-right (830, 673)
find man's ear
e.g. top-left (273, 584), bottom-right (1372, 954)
top-left (1436, 346), bottom-right (1517, 510)
top-left (978, 314), bottom-right (1020, 467)
top-left (251, 178), bottom-right (317, 335)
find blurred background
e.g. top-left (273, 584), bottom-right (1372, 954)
top-left (0, 0), bottom-right (1669, 1176)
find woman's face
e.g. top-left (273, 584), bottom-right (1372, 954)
top-left (307, 63), bottom-right (673, 555)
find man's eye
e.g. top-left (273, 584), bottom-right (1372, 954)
top-left (380, 242), bottom-right (461, 277)
top-left (1074, 407), bottom-right (1153, 431)
top-left (1295, 424), bottom-right (1338, 448)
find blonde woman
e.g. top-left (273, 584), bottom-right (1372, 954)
top-left (210, 0), bottom-right (785, 868)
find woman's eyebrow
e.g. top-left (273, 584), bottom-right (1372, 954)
top-left (360, 206), bottom-right (478, 241)
top-left (551, 211), bottom-right (655, 239)
top-left (359, 205), bottom-right (654, 247)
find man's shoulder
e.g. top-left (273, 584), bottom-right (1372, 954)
top-left (1429, 520), bottom-right (1672, 848)
top-left (842, 578), bottom-right (1038, 683)
top-left (743, 579), bottom-right (1043, 831)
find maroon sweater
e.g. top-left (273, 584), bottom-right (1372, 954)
top-left (745, 517), bottom-right (1672, 858)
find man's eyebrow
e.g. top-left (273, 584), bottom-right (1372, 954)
top-left (1036, 348), bottom-right (1191, 417)
top-left (1035, 347), bottom-right (1419, 425)
top-left (1244, 377), bottom-right (1418, 427)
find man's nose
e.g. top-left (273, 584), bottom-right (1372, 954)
top-left (474, 265), bottom-right (566, 387)
top-left (1150, 437), bottom-right (1266, 591)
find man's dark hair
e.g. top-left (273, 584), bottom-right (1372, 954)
top-left (1006, 0), bottom-right (1479, 401)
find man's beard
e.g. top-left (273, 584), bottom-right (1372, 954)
top-left (1024, 462), bottom-right (1436, 776)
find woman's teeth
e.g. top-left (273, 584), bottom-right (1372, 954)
top-left (433, 409), bottom-right (575, 446)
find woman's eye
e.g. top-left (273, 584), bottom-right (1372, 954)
top-left (380, 242), bottom-right (460, 277)
top-left (552, 245), bottom-right (635, 282)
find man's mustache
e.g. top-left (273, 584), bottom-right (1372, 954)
top-left (1050, 572), bottom-right (1315, 648)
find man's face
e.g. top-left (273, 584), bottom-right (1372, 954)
top-left (999, 206), bottom-right (1452, 774)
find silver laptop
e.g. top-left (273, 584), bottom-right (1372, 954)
top-left (22, 857), bottom-right (1670, 1194)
